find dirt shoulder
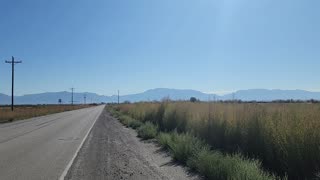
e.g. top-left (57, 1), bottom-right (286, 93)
top-left (66, 107), bottom-right (201, 180)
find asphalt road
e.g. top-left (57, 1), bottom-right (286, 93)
top-left (0, 105), bottom-right (105, 180)
top-left (66, 108), bottom-right (200, 180)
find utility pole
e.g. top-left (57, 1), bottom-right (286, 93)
top-left (70, 88), bottom-right (75, 105)
top-left (232, 93), bottom-right (235, 121)
top-left (84, 94), bottom-right (87, 105)
top-left (5, 56), bottom-right (22, 111)
top-left (117, 90), bottom-right (120, 104)
top-left (208, 94), bottom-right (212, 121)
top-left (213, 93), bottom-right (216, 114)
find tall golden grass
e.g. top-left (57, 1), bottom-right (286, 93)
top-left (117, 102), bottom-right (320, 179)
top-left (0, 105), bottom-right (91, 122)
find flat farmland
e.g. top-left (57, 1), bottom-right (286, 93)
top-left (0, 105), bottom-right (92, 123)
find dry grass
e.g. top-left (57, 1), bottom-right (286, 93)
top-left (117, 102), bottom-right (320, 179)
top-left (0, 105), bottom-right (92, 122)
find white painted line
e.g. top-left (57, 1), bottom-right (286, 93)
top-left (59, 106), bottom-right (105, 180)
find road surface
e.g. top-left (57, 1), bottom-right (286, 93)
top-left (66, 108), bottom-right (200, 180)
top-left (0, 105), bottom-right (105, 180)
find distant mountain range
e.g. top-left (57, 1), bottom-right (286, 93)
top-left (1, 88), bottom-right (320, 105)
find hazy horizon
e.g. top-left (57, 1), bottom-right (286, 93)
top-left (2, 87), bottom-right (320, 97)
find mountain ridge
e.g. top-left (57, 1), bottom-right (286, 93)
top-left (1, 88), bottom-right (320, 105)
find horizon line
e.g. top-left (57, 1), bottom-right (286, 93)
top-left (1, 88), bottom-right (320, 97)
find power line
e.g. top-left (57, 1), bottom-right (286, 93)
top-left (5, 56), bottom-right (22, 111)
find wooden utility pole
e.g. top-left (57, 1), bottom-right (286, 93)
top-left (118, 90), bottom-right (120, 104)
top-left (208, 95), bottom-right (212, 121)
top-left (5, 56), bottom-right (22, 111)
top-left (232, 93), bottom-right (235, 121)
top-left (70, 88), bottom-right (75, 105)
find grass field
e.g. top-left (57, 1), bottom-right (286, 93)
top-left (114, 101), bottom-right (320, 179)
top-left (0, 105), bottom-right (92, 123)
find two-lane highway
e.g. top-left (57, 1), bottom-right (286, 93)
top-left (0, 105), bottom-right (105, 180)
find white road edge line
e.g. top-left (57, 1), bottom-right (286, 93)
top-left (59, 105), bottom-right (105, 180)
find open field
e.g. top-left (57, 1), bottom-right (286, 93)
top-left (113, 102), bottom-right (320, 179)
top-left (0, 105), bottom-right (93, 123)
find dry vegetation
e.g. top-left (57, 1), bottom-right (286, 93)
top-left (0, 105), bottom-right (91, 122)
top-left (115, 102), bottom-right (320, 179)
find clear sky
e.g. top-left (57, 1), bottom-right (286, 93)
top-left (0, 0), bottom-right (319, 96)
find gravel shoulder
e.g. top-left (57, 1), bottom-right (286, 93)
top-left (65, 107), bottom-right (201, 180)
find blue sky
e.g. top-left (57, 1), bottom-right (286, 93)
top-left (0, 0), bottom-right (319, 96)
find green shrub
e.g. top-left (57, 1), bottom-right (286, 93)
top-left (157, 132), bottom-right (173, 150)
top-left (167, 132), bottom-right (208, 163)
top-left (158, 132), bottom-right (276, 180)
top-left (118, 115), bottom-right (134, 127)
top-left (137, 122), bottom-right (158, 140)
top-left (188, 148), bottom-right (276, 180)
top-left (128, 119), bottom-right (143, 129)
top-left (108, 107), bottom-right (121, 118)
